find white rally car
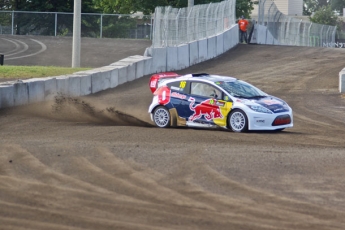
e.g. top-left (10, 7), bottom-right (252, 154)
top-left (148, 73), bottom-right (293, 132)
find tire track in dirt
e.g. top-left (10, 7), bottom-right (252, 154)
top-left (1, 43), bottom-right (345, 229)
top-left (1, 144), bottom-right (345, 230)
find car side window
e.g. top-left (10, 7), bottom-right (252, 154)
top-left (191, 82), bottom-right (221, 99)
top-left (167, 80), bottom-right (190, 94)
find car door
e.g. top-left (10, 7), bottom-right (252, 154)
top-left (187, 81), bottom-right (225, 126)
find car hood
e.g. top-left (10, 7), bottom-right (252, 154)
top-left (253, 96), bottom-right (290, 113)
top-left (236, 96), bottom-right (290, 113)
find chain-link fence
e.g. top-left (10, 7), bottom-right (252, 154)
top-left (0, 11), bottom-right (152, 39)
top-left (152, 0), bottom-right (236, 48)
top-left (258, 0), bottom-right (336, 47)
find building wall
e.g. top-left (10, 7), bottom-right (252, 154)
top-left (288, 0), bottom-right (303, 16)
top-left (250, 0), bottom-right (303, 18)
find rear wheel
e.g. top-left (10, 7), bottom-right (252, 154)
top-left (228, 109), bottom-right (248, 132)
top-left (153, 106), bottom-right (170, 128)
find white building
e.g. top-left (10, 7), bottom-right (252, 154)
top-left (251, 0), bottom-right (303, 17)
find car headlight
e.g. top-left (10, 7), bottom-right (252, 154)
top-left (247, 105), bottom-right (273, 114)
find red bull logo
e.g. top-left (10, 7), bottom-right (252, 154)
top-left (188, 97), bottom-right (223, 121)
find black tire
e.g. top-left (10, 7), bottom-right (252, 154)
top-left (153, 106), bottom-right (171, 128)
top-left (228, 109), bottom-right (248, 133)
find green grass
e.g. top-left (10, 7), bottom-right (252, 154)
top-left (0, 65), bottom-right (91, 79)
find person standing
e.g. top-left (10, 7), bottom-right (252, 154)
top-left (238, 15), bottom-right (249, 44)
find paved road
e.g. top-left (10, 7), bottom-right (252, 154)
top-left (1, 40), bottom-right (345, 229)
top-left (0, 35), bottom-right (152, 67)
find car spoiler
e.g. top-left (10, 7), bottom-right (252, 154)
top-left (149, 72), bottom-right (180, 93)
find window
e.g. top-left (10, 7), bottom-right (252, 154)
top-left (191, 82), bottom-right (221, 99)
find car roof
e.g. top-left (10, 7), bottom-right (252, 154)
top-left (177, 73), bottom-right (237, 83)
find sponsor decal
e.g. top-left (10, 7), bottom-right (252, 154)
top-left (274, 108), bottom-right (284, 112)
top-left (179, 81), bottom-right (187, 89)
top-left (155, 86), bottom-right (171, 105)
top-left (188, 97), bottom-right (223, 121)
top-left (170, 86), bottom-right (181, 91)
top-left (216, 101), bottom-right (225, 106)
top-left (150, 79), bottom-right (157, 88)
top-left (261, 99), bottom-right (282, 105)
top-left (256, 119), bottom-right (265, 123)
top-left (171, 92), bottom-right (187, 99)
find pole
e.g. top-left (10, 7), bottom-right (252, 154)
top-left (72, 0), bottom-right (81, 68)
top-left (188, 0), bottom-right (194, 7)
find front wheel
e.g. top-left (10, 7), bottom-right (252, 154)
top-left (153, 106), bottom-right (171, 128)
top-left (228, 109), bottom-right (248, 132)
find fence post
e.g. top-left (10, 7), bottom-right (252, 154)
top-left (100, 14), bottom-right (103, 38)
top-left (176, 9), bottom-right (180, 46)
top-left (0, 54), bottom-right (4, 66)
top-left (325, 26), bottom-right (331, 47)
top-left (308, 23), bottom-right (312, 46)
top-left (297, 19), bottom-right (302, 46)
top-left (55, 13), bottom-right (57, 36)
top-left (320, 25), bottom-right (324, 47)
top-left (206, 3), bottom-right (211, 37)
top-left (150, 16), bottom-right (153, 40)
top-left (11, 11), bottom-right (14, 35)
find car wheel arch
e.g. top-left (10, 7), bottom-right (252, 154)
top-left (227, 108), bottom-right (249, 132)
top-left (153, 106), bottom-right (171, 128)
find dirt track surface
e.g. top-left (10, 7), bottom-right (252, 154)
top-left (1, 42), bottom-right (345, 229)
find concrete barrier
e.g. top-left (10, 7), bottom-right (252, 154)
top-left (256, 25), bottom-right (267, 45)
top-left (189, 41), bottom-right (199, 66)
top-left (73, 73), bottom-right (92, 96)
top-left (90, 68), bottom-right (111, 93)
top-left (216, 33), bottom-right (224, 56)
top-left (167, 46), bottom-right (178, 71)
top-left (25, 78), bottom-right (45, 104)
top-left (142, 56), bottom-right (153, 76)
top-left (232, 25), bottom-right (239, 47)
top-left (207, 36), bottom-right (217, 60)
top-left (0, 84), bottom-right (14, 108)
top-left (14, 81), bottom-right (29, 106)
top-left (43, 77), bottom-right (57, 101)
top-left (177, 44), bottom-right (190, 70)
top-left (116, 57), bottom-right (141, 82)
top-left (198, 38), bottom-right (208, 63)
top-left (340, 68), bottom-right (345, 93)
top-left (223, 29), bottom-right (231, 52)
top-left (266, 29), bottom-right (274, 45)
top-left (68, 76), bottom-right (81, 97)
top-left (128, 55), bottom-right (146, 79)
top-left (56, 76), bottom-right (70, 95)
top-left (151, 47), bottom-right (167, 73)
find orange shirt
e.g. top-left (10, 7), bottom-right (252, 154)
top-left (238, 19), bottom-right (248, 32)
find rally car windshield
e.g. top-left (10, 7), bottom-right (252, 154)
top-left (217, 80), bottom-right (268, 98)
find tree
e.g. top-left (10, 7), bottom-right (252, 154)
top-left (94, 0), bottom-right (253, 18)
top-left (9, 0), bottom-right (99, 35)
top-left (303, 0), bottom-right (329, 16)
top-left (331, 0), bottom-right (345, 15)
top-left (309, 5), bottom-right (338, 25)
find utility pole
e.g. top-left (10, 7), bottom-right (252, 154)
top-left (188, 0), bottom-right (194, 7)
top-left (72, 0), bottom-right (81, 68)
